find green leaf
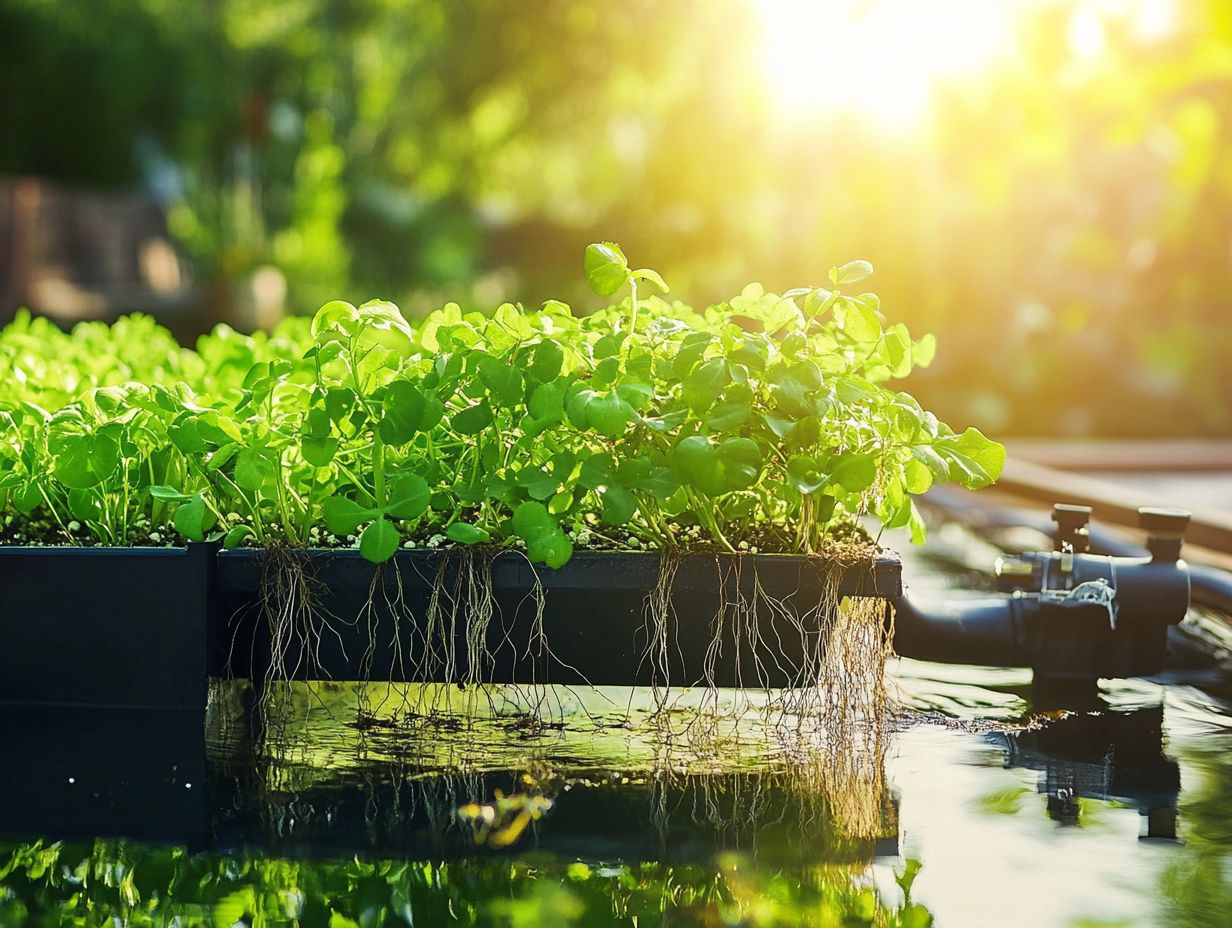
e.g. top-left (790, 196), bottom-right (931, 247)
top-left (880, 323), bottom-right (912, 378)
top-left (578, 452), bottom-right (615, 490)
top-left (325, 387), bottom-right (356, 422)
top-left (683, 358), bottom-right (730, 412)
top-left (529, 340), bottom-right (565, 382)
top-left (548, 487), bottom-right (574, 515)
top-left (903, 457), bottom-right (934, 494)
top-left (477, 355), bottom-right (523, 407)
top-left (302, 434), bottom-right (339, 467)
top-left (787, 455), bottom-right (829, 495)
top-left (911, 444), bottom-right (950, 478)
top-left (360, 517), bottom-right (400, 563)
top-left (705, 396), bottom-right (751, 432)
top-left (385, 473), bottom-right (430, 520)
top-left (600, 485), bottom-right (637, 525)
top-left (528, 381), bottom-right (566, 422)
top-left (356, 299), bottom-right (414, 358)
top-left (452, 402), bottom-right (494, 435)
top-left (223, 524), bottom-right (256, 550)
top-left (842, 299), bottom-right (882, 344)
top-left (830, 260), bottom-right (874, 286)
top-left (584, 242), bottom-right (631, 297)
top-left (172, 494), bottom-right (211, 541)
top-left (586, 391), bottom-right (637, 438)
top-left (14, 482), bottom-right (42, 515)
top-left (380, 380), bottom-right (424, 445)
top-left (311, 300), bottom-right (360, 341)
top-left (52, 433), bottom-right (119, 489)
top-left (718, 437), bottom-right (761, 489)
top-left (323, 496), bottom-right (378, 536)
top-left (670, 435), bottom-right (760, 496)
top-left (831, 452), bottom-right (877, 493)
top-left (446, 522), bottom-right (491, 544)
top-left (631, 267), bottom-right (669, 292)
top-left (512, 501), bottom-right (573, 568)
top-left (912, 333), bottom-right (937, 368)
top-left (763, 412), bottom-right (797, 439)
top-left (169, 419), bottom-right (208, 455)
top-left (670, 435), bottom-right (718, 494)
top-left (945, 427), bottom-right (1006, 488)
top-left (67, 488), bottom-right (102, 523)
top-left (234, 449), bottom-right (274, 492)
top-left (908, 501), bottom-right (928, 546)
top-left (520, 466), bottom-right (560, 501)
top-left (149, 485), bottom-right (195, 503)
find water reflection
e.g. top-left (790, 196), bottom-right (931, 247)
top-left (0, 840), bottom-right (930, 927)
top-left (0, 685), bottom-right (921, 926)
top-left (998, 704), bottom-right (1179, 835)
top-left (5, 676), bottom-right (1232, 925)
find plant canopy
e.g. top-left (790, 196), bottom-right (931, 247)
top-left (0, 246), bottom-right (1004, 566)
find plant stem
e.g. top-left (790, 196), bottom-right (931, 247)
top-left (624, 279), bottom-right (639, 362)
top-left (373, 432), bottom-right (386, 507)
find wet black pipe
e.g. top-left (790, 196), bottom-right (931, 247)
top-left (890, 499), bottom-right (1228, 679)
top-left (922, 488), bottom-right (1232, 616)
top-left (893, 595), bottom-right (1023, 667)
top-left (1191, 564), bottom-right (1232, 616)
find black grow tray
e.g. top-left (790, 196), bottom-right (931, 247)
top-left (0, 544), bottom-right (900, 708)
top-left (0, 544), bottom-right (217, 710)
top-left (217, 548), bottom-right (901, 690)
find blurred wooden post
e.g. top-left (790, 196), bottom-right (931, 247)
top-left (0, 175), bottom-right (199, 335)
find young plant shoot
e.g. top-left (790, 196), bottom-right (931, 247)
top-left (0, 246), bottom-right (1004, 565)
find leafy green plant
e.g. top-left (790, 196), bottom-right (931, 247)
top-left (0, 246), bottom-right (1003, 566)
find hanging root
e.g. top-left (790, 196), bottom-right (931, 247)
top-left (635, 546), bottom-right (892, 770)
top-left (638, 548), bottom-right (683, 716)
top-left (249, 543), bottom-right (346, 733)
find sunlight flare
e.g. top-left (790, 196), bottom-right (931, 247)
top-left (751, 0), bottom-right (1023, 126)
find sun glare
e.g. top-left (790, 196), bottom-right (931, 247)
top-left (751, 0), bottom-right (1023, 127)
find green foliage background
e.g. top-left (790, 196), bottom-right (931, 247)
top-left (1, 0), bottom-right (1229, 437)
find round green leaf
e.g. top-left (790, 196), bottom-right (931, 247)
top-left (842, 300), bottom-right (882, 344)
top-left (830, 260), bottom-right (874, 286)
top-left (477, 356), bottom-right (523, 407)
top-left (831, 452), bottom-right (877, 493)
top-left (234, 449), bottom-right (274, 492)
top-left (359, 517), bottom-right (400, 563)
top-left (52, 433), bottom-right (119, 490)
top-left (379, 381), bottom-right (427, 446)
top-left (385, 473), bottom-right (431, 520)
top-left (311, 300), bottom-right (359, 342)
top-left (172, 494), bottom-right (211, 541)
top-left (355, 300), bottom-right (414, 358)
top-left (451, 402), bottom-right (494, 435)
top-left (512, 501), bottom-right (573, 568)
top-left (584, 242), bottom-right (630, 297)
top-left (302, 434), bottom-right (339, 467)
top-left (787, 455), bottom-right (828, 495)
top-left (586, 391), bottom-right (637, 438)
top-left (223, 524), bottom-right (256, 550)
top-left (529, 340), bottom-right (565, 383)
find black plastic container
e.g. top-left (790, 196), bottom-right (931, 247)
top-left (0, 705), bottom-right (208, 845)
top-left (0, 544), bottom-right (217, 709)
top-left (216, 548), bottom-right (901, 689)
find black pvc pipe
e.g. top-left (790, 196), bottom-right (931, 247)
top-left (893, 595), bottom-right (1025, 667)
top-left (1191, 564), bottom-right (1232, 616)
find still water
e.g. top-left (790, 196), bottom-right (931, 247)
top-left (2, 515), bottom-right (1231, 927)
